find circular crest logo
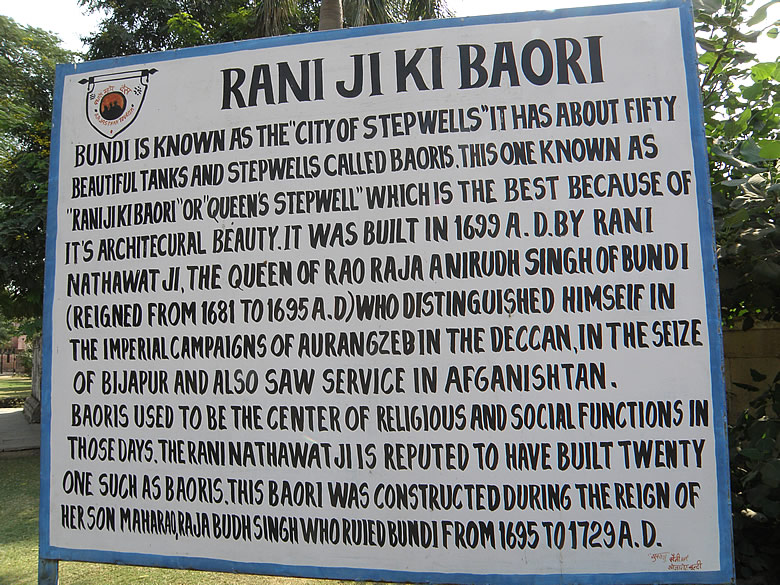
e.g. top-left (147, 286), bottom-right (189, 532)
top-left (80, 68), bottom-right (157, 139)
top-left (99, 91), bottom-right (127, 121)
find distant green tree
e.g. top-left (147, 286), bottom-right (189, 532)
top-left (80, 0), bottom-right (450, 57)
top-left (694, 0), bottom-right (780, 325)
top-left (320, 0), bottom-right (452, 30)
top-left (0, 313), bottom-right (16, 347)
top-left (0, 16), bottom-right (77, 321)
top-left (78, 0), bottom-right (302, 58)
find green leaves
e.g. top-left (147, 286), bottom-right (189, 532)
top-left (747, 0), bottom-right (779, 26)
top-left (723, 207), bottom-right (752, 228)
top-left (724, 107), bottom-right (754, 138)
top-left (80, 0), bottom-right (451, 58)
top-left (167, 12), bottom-right (206, 48)
top-left (694, 0), bottom-right (724, 13)
top-left (742, 81), bottom-right (765, 99)
top-left (730, 369), bottom-right (780, 578)
top-left (0, 17), bottom-right (76, 319)
top-left (758, 139), bottom-right (780, 158)
top-left (751, 61), bottom-right (780, 81)
top-left (697, 0), bottom-right (780, 325)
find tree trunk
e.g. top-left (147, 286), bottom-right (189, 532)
top-left (319, 0), bottom-right (343, 30)
top-left (23, 338), bottom-right (41, 423)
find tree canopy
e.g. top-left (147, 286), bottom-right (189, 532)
top-left (694, 0), bottom-right (780, 325)
top-left (78, 0), bottom-right (451, 59)
top-left (78, 0), bottom-right (315, 57)
top-left (0, 16), bottom-right (77, 320)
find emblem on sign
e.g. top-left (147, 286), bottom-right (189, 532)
top-left (79, 69), bottom-right (157, 138)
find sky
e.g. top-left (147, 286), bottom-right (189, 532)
top-left (0, 0), bottom-right (777, 58)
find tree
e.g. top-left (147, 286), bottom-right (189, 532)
top-left (694, 0), bottom-right (780, 326)
top-left (694, 4), bottom-right (780, 581)
top-left (80, 0), bottom-right (451, 57)
top-left (0, 16), bottom-right (78, 321)
top-left (319, 0), bottom-right (343, 29)
top-left (321, 0), bottom-right (452, 30)
top-left (0, 313), bottom-right (17, 347)
top-left (78, 0), bottom-right (282, 58)
top-left (729, 368), bottom-right (780, 581)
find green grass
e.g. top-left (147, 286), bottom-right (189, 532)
top-left (0, 375), bottom-right (31, 408)
top-left (0, 453), bottom-right (359, 585)
top-left (0, 454), bottom-right (40, 585)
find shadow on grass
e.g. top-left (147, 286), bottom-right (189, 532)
top-left (0, 453), bottom-right (375, 585)
top-left (0, 454), bottom-right (39, 585)
top-left (0, 375), bottom-right (32, 408)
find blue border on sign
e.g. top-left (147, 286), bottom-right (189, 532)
top-left (40, 61), bottom-right (70, 563)
top-left (41, 0), bottom-right (734, 583)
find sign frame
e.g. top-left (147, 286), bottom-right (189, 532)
top-left (40, 1), bottom-right (734, 583)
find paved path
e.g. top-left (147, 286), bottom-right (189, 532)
top-left (0, 408), bottom-right (40, 453)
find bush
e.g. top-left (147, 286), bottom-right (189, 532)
top-left (730, 369), bottom-right (780, 581)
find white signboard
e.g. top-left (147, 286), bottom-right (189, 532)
top-left (42, 1), bottom-right (733, 583)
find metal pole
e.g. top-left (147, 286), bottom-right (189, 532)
top-left (39, 558), bottom-right (58, 585)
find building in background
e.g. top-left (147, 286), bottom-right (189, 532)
top-left (1, 334), bottom-right (28, 374)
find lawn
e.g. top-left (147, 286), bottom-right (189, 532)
top-left (0, 375), bottom-right (31, 408)
top-left (0, 453), bottom-right (357, 585)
